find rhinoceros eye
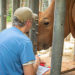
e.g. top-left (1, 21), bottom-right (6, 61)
top-left (44, 22), bottom-right (49, 25)
top-left (43, 18), bottom-right (49, 26)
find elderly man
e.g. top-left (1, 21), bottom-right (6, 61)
top-left (0, 7), bottom-right (40, 75)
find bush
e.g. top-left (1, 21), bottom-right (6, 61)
top-left (7, 8), bottom-right (12, 22)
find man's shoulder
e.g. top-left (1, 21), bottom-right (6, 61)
top-left (0, 27), bottom-right (31, 45)
top-left (22, 34), bottom-right (30, 41)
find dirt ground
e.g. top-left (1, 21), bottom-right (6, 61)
top-left (61, 71), bottom-right (75, 75)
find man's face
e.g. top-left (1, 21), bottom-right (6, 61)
top-left (28, 20), bottom-right (32, 29)
top-left (26, 20), bottom-right (32, 32)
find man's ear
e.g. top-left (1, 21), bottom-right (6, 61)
top-left (25, 21), bottom-right (28, 28)
top-left (26, 20), bottom-right (30, 27)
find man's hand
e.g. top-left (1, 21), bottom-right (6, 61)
top-left (33, 55), bottom-right (41, 73)
top-left (35, 55), bottom-right (40, 66)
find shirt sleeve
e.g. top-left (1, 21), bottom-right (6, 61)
top-left (20, 40), bottom-right (35, 65)
top-left (22, 60), bottom-right (35, 66)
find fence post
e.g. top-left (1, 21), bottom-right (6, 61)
top-left (50, 0), bottom-right (66, 75)
top-left (0, 0), bottom-right (7, 31)
top-left (29, 0), bottom-right (39, 54)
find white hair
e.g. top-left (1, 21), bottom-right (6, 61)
top-left (13, 16), bottom-right (26, 27)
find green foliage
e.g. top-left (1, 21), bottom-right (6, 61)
top-left (7, 8), bottom-right (12, 22)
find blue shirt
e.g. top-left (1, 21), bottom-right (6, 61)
top-left (0, 27), bottom-right (35, 75)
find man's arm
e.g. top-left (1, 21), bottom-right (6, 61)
top-left (23, 64), bottom-right (35, 75)
top-left (23, 56), bottom-right (40, 75)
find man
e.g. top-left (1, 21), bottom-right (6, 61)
top-left (0, 7), bottom-right (40, 75)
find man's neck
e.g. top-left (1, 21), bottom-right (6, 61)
top-left (14, 26), bottom-right (27, 33)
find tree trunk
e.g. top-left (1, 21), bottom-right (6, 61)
top-left (0, 0), bottom-right (7, 31)
top-left (12, 0), bottom-right (20, 14)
